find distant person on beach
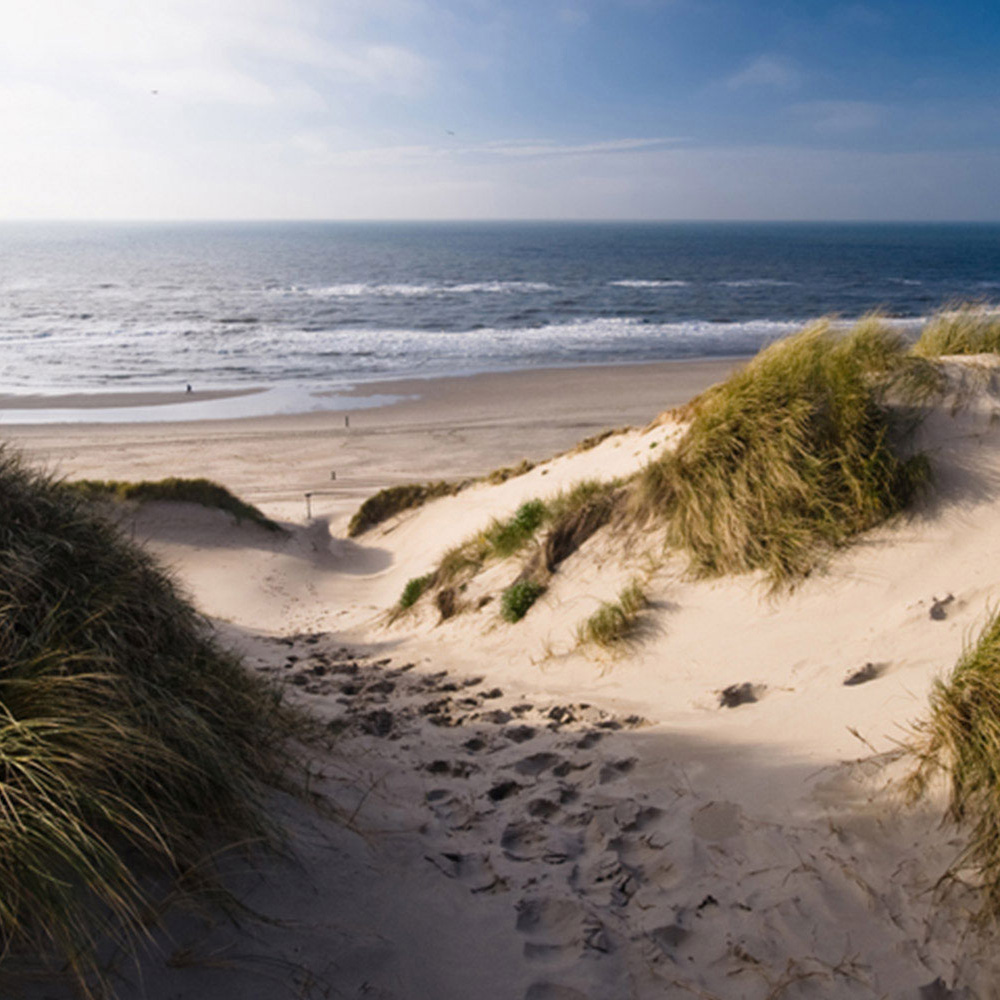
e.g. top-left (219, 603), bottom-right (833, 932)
top-left (186, 384), bottom-right (192, 393)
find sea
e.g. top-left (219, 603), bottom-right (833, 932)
top-left (2, 221), bottom-right (999, 413)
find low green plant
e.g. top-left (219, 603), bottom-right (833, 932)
top-left (67, 476), bottom-right (282, 531)
top-left (433, 499), bottom-right (552, 587)
top-left (633, 317), bottom-right (932, 588)
top-left (910, 608), bottom-right (1000, 919)
top-left (486, 499), bottom-right (549, 558)
top-left (0, 448), bottom-right (300, 990)
top-left (912, 304), bottom-right (1000, 358)
top-left (500, 580), bottom-right (546, 623)
top-left (348, 480), bottom-right (461, 536)
top-left (399, 573), bottom-right (433, 609)
top-left (577, 580), bottom-right (648, 648)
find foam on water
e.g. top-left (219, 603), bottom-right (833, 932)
top-left (609, 280), bottom-right (690, 289)
top-left (1, 221), bottom-right (997, 413)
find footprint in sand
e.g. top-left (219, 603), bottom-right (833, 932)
top-left (516, 897), bottom-right (603, 960)
top-left (514, 752), bottom-right (562, 777)
top-left (425, 851), bottom-right (505, 894)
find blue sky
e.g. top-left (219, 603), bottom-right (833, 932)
top-left (1, 0), bottom-right (999, 219)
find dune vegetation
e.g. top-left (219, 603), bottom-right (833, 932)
top-left (348, 480), bottom-right (462, 537)
top-left (577, 579), bottom-right (648, 649)
top-left (68, 475), bottom-right (282, 532)
top-left (911, 608), bottom-right (1000, 920)
top-left (0, 449), bottom-right (300, 991)
top-left (912, 304), bottom-right (1000, 358)
top-left (632, 318), bottom-right (936, 588)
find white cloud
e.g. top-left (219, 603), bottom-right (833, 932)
top-left (727, 55), bottom-right (801, 91)
top-left (322, 45), bottom-right (433, 93)
top-left (290, 134), bottom-right (686, 168)
top-left (0, 0), bottom-right (433, 107)
top-left (793, 100), bottom-right (884, 134)
top-left (0, 84), bottom-right (111, 143)
top-left (481, 137), bottom-right (686, 157)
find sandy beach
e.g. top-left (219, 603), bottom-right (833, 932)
top-left (9, 355), bottom-right (1000, 999)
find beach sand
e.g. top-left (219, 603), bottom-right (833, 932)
top-left (8, 357), bottom-right (1000, 999)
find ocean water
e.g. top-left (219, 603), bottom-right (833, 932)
top-left (1, 221), bottom-right (999, 396)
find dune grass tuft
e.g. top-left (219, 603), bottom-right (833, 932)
top-left (68, 476), bottom-right (282, 532)
top-left (910, 608), bottom-right (1000, 919)
top-left (633, 318), bottom-right (932, 588)
top-left (577, 580), bottom-right (648, 648)
top-left (434, 499), bottom-right (553, 588)
top-left (347, 480), bottom-right (462, 537)
top-left (500, 580), bottom-right (546, 623)
top-left (484, 458), bottom-right (535, 485)
top-left (0, 448), bottom-right (300, 990)
top-left (912, 304), bottom-right (1000, 358)
top-left (398, 573), bottom-right (433, 610)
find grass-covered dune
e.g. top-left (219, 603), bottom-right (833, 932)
top-left (634, 318), bottom-right (937, 588)
top-left (0, 449), bottom-right (298, 990)
top-left (67, 475), bottom-right (283, 532)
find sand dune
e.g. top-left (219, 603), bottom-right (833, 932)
top-left (12, 358), bottom-right (1000, 999)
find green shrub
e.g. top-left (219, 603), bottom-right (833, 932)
top-left (0, 448), bottom-right (299, 988)
top-left (67, 476), bottom-right (282, 531)
top-left (912, 304), bottom-right (1000, 358)
top-left (399, 573), bottom-right (433, 609)
top-left (634, 318), bottom-right (931, 588)
top-left (500, 580), bottom-right (546, 623)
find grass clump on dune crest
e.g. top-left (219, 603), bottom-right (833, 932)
top-left (0, 448), bottom-right (300, 990)
top-left (348, 480), bottom-right (462, 537)
top-left (68, 476), bottom-right (282, 532)
top-left (910, 608), bottom-right (1000, 920)
top-left (912, 304), bottom-right (1000, 358)
top-left (633, 318), bottom-right (933, 588)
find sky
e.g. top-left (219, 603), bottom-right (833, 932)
top-left (1, 0), bottom-right (999, 221)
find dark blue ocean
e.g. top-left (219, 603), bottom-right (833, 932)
top-left (2, 222), bottom-right (999, 394)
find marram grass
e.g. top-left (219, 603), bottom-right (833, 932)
top-left (911, 304), bottom-right (1000, 358)
top-left (633, 318), bottom-right (933, 588)
top-left (0, 449), bottom-right (300, 992)
top-left (911, 608), bottom-right (1000, 920)
top-left (348, 480), bottom-right (461, 537)
top-left (577, 580), bottom-right (648, 649)
top-left (67, 476), bottom-right (282, 532)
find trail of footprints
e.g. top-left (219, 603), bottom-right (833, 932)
top-left (251, 633), bottom-right (966, 999)
top-left (255, 634), bottom-right (696, 998)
